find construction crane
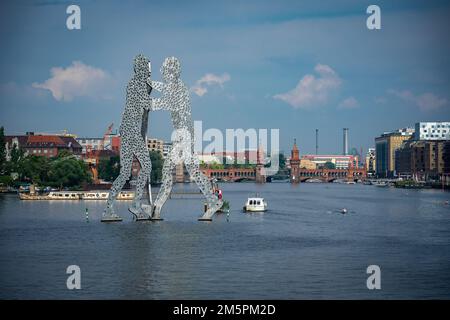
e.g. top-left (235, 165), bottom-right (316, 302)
top-left (103, 123), bottom-right (114, 150)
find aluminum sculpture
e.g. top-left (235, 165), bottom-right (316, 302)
top-left (102, 54), bottom-right (153, 222)
top-left (102, 55), bottom-right (221, 222)
top-left (149, 57), bottom-right (223, 221)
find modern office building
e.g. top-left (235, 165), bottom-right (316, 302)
top-left (162, 142), bottom-right (172, 158)
top-left (375, 128), bottom-right (414, 177)
top-left (414, 122), bottom-right (450, 141)
top-left (396, 140), bottom-right (449, 180)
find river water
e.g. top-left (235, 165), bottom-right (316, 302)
top-left (0, 183), bottom-right (449, 299)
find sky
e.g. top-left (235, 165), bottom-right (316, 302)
top-left (1, 0), bottom-right (450, 155)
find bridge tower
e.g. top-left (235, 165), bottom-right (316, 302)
top-left (255, 143), bottom-right (266, 183)
top-left (290, 139), bottom-right (300, 183)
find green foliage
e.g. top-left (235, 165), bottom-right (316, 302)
top-left (98, 155), bottom-right (120, 182)
top-left (19, 155), bottom-right (50, 185)
top-left (279, 153), bottom-right (286, 169)
top-left (323, 161), bottom-right (336, 169)
top-left (15, 153), bottom-right (91, 189)
top-left (4, 144), bottom-right (25, 175)
top-left (264, 153), bottom-right (286, 169)
top-left (209, 162), bottom-right (224, 170)
top-left (0, 175), bottom-right (13, 186)
top-left (0, 126), bottom-right (5, 174)
top-left (149, 150), bottom-right (163, 183)
top-left (98, 151), bottom-right (163, 184)
top-left (47, 156), bottom-right (91, 189)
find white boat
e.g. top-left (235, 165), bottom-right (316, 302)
top-left (243, 197), bottom-right (267, 212)
top-left (48, 191), bottom-right (81, 200)
top-left (19, 190), bottom-right (135, 200)
top-left (82, 191), bottom-right (109, 200)
top-left (82, 191), bottom-right (134, 200)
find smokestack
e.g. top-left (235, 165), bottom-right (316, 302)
top-left (315, 129), bottom-right (319, 155)
top-left (343, 128), bottom-right (349, 155)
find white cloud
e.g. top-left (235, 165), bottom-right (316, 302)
top-left (338, 96), bottom-right (359, 109)
top-left (191, 73), bottom-right (230, 97)
top-left (32, 61), bottom-right (112, 102)
top-left (388, 89), bottom-right (448, 111)
top-left (273, 64), bottom-right (341, 109)
top-left (374, 96), bottom-right (387, 104)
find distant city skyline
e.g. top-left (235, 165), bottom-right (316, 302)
top-left (1, 0), bottom-right (450, 155)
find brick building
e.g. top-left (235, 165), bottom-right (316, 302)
top-left (5, 133), bottom-right (82, 158)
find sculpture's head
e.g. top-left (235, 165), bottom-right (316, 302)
top-left (161, 56), bottom-right (181, 82)
top-left (133, 54), bottom-right (150, 80)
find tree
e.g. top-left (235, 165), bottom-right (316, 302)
top-left (98, 155), bottom-right (120, 182)
top-left (19, 155), bottom-right (50, 185)
top-left (264, 153), bottom-right (286, 170)
top-left (278, 153), bottom-right (286, 169)
top-left (149, 151), bottom-right (163, 183)
top-left (209, 162), bottom-right (224, 170)
top-left (0, 126), bottom-right (5, 174)
top-left (48, 156), bottom-right (91, 189)
top-left (324, 161), bottom-right (336, 169)
top-left (4, 143), bottom-right (25, 175)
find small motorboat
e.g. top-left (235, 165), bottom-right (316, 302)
top-left (243, 197), bottom-right (267, 212)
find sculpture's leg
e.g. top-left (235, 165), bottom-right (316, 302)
top-left (184, 153), bottom-right (222, 220)
top-left (152, 151), bottom-right (176, 220)
top-left (103, 148), bottom-right (133, 221)
top-left (130, 139), bottom-right (152, 219)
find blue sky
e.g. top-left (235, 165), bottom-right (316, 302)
top-left (1, 0), bottom-right (449, 155)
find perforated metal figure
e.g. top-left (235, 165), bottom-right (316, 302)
top-left (103, 54), bottom-right (153, 220)
top-left (149, 57), bottom-right (222, 220)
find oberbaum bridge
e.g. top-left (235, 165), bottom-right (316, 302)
top-left (200, 140), bottom-right (367, 183)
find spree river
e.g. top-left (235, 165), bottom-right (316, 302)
top-left (0, 183), bottom-right (449, 299)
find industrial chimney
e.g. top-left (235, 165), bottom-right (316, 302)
top-left (315, 129), bottom-right (319, 155)
top-left (343, 128), bottom-right (349, 155)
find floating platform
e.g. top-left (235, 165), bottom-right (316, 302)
top-left (198, 217), bottom-right (213, 222)
top-left (135, 216), bottom-right (152, 221)
top-left (101, 216), bottom-right (123, 222)
top-left (150, 217), bottom-right (164, 221)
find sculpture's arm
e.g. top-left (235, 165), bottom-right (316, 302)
top-left (149, 97), bottom-right (171, 111)
top-left (150, 80), bottom-right (165, 92)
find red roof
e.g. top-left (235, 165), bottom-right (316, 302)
top-left (26, 135), bottom-right (66, 147)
